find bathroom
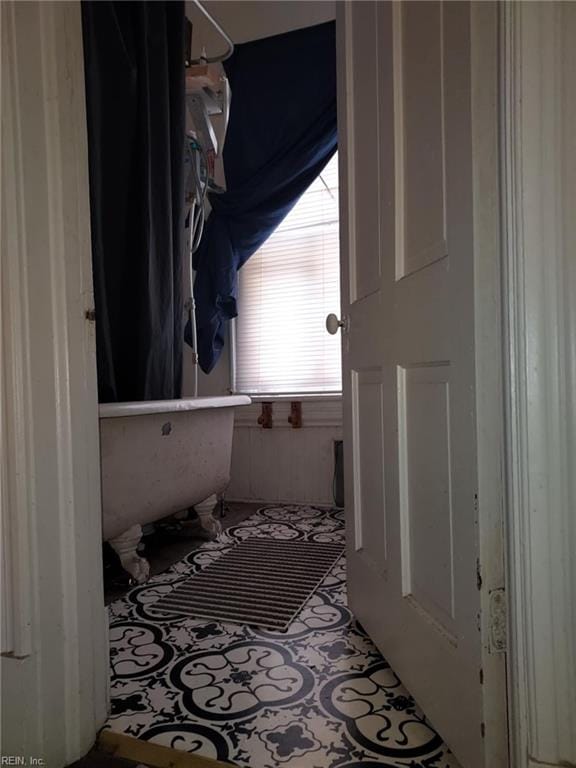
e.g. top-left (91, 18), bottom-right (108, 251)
top-left (4, 1), bottom-right (537, 767)
top-left (91, 0), bottom-right (344, 587)
top-left (88, 4), bottom-right (388, 765)
top-left (81, 2), bottom-right (503, 767)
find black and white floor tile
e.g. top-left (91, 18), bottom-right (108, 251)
top-left (106, 505), bottom-right (460, 768)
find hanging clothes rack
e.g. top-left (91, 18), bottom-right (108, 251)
top-left (184, 0), bottom-right (234, 395)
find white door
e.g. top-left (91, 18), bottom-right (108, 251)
top-left (336, 3), bottom-right (505, 767)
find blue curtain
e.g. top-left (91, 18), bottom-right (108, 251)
top-left (82, 1), bottom-right (186, 402)
top-left (191, 21), bottom-right (337, 373)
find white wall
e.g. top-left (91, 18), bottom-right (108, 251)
top-left (228, 400), bottom-right (342, 505)
top-left (183, 1), bottom-right (341, 508)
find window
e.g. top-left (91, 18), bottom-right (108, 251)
top-left (234, 153), bottom-right (342, 395)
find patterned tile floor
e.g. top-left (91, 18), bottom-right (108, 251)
top-left (106, 505), bottom-right (460, 768)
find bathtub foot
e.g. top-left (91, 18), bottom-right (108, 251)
top-left (108, 524), bottom-right (150, 584)
top-left (195, 494), bottom-right (222, 540)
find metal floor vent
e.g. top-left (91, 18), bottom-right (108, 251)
top-left (151, 538), bottom-right (344, 631)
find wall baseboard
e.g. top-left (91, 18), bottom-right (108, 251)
top-left (226, 496), bottom-right (339, 508)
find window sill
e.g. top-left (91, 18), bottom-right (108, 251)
top-left (234, 397), bottom-right (343, 428)
top-left (236, 392), bottom-right (342, 403)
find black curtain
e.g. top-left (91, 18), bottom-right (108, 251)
top-left (191, 21), bottom-right (337, 373)
top-left (82, 1), bottom-right (186, 403)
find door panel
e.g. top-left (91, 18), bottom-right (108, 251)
top-left (398, 363), bottom-right (455, 635)
top-left (351, 368), bottom-right (388, 575)
top-left (398, 1), bottom-right (447, 277)
top-left (338, 3), bottom-right (501, 767)
top-left (348, 2), bottom-right (382, 301)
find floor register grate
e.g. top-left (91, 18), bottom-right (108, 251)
top-left (151, 537), bottom-right (344, 630)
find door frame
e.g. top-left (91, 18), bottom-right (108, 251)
top-left (2, 1), bottom-right (575, 766)
top-left (501, 3), bottom-right (576, 767)
top-left (1, 1), bottom-right (108, 763)
top-left (470, 3), bottom-right (509, 764)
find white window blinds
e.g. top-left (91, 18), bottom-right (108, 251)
top-left (235, 153), bottom-right (342, 395)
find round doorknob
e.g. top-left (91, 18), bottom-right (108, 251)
top-left (326, 313), bottom-right (344, 335)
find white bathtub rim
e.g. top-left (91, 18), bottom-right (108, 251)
top-left (99, 395), bottom-right (251, 419)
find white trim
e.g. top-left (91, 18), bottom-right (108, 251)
top-left (527, 761), bottom-right (567, 768)
top-left (234, 399), bottom-right (343, 428)
top-left (99, 395), bottom-right (251, 419)
top-left (1, 0), bottom-right (34, 657)
top-left (1, 2), bottom-right (107, 762)
top-left (241, 393), bottom-right (343, 402)
top-left (470, 3), bottom-right (508, 764)
top-left (229, 316), bottom-right (237, 394)
top-left (392, 1), bottom-right (405, 282)
top-left (502, 3), bottom-right (576, 767)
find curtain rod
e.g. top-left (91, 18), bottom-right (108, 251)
top-left (188, 0), bottom-right (234, 64)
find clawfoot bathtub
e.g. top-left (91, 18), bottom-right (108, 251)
top-left (99, 396), bottom-right (250, 583)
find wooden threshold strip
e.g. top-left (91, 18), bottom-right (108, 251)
top-left (99, 730), bottom-right (238, 768)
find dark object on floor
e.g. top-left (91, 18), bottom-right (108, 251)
top-left (151, 537), bottom-right (344, 629)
